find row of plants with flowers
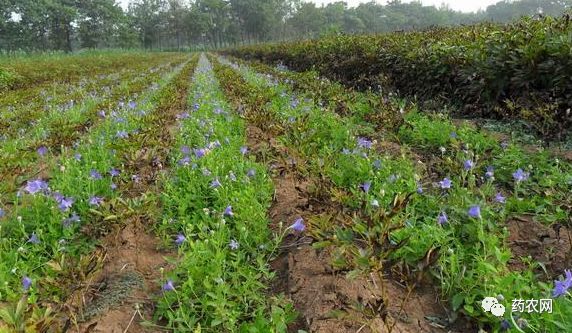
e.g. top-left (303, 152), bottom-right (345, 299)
top-left (211, 55), bottom-right (572, 332)
top-left (0, 54), bottom-right (194, 331)
top-left (153, 54), bottom-right (295, 331)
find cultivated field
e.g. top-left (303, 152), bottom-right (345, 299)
top-left (0, 21), bottom-right (571, 333)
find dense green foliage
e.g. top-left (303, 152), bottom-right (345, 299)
top-left (226, 14), bottom-right (572, 139)
top-left (2, 0), bottom-right (572, 52)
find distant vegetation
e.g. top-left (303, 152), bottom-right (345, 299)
top-left (1, 0), bottom-right (572, 52)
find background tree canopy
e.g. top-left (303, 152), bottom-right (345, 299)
top-left (1, 0), bottom-right (571, 52)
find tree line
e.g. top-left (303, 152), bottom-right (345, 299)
top-left (1, 0), bottom-right (571, 52)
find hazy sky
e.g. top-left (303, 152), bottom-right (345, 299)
top-left (118, 0), bottom-right (501, 13)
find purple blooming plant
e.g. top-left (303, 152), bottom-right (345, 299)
top-left (89, 196), bottom-right (104, 207)
top-left (25, 179), bottom-right (49, 195)
top-left (178, 156), bottom-right (191, 166)
top-left (240, 146), bottom-right (248, 155)
top-left (210, 178), bottom-right (222, 188)
top-left (109, 168), bottom-right (120, 177)
top-left (495, 193), bottom-right (506, 204)
top-left (439, 177), bottom-right (452, 189)
top-left (485, 166), bottom-right (495, 179)
top-left (357, 137), bottom-right (373, 149)
top-left (57, 196), bottom-right (75, 212)
top-left (552, 270), bottom-right (572, 298)
top-left (162, 279), bottom-right (175, 292)
top-left (468, 205), bottom-right (481, 218)
top-left (28, 233), bottom-right (40, 244)
top-left (291, 218), bottom-right (306, 232)
top-left (360, 181), bottom-right (372, 193)
top-left (74, 153), bottom-right (82, 161)
top-left (175, 234), bottom-right (186, 246)
top-left (373, 160), bottom-right (382, 170)
top-left (181, 146), bottom-right (191, 155)
top-left (463, 160), bottom-right (474, 170)
top-left (437, 212), bottom-right (448, 225)
top-left (63, 212), bottom-right (81, 227)
top-left (513, 169), bottom-right (530, 183)
top-left (247, 169), bottom-right (256, 178)
top-left (229, 239), bottom-right (239, 250)
top-left (224, 205), bottom-right (234, 217)
top-left (22, 276), bottom-right (32, 291)
top-left (90, 170), bottom-right (103, 180)
top-left (116, 130), bottom-right (129, 139)
top-left (37, 146), bottom-right (48, 157)
top-left (0, 207), bottom-right (4, 218)
top-left (128, 101), bottom-right (137, 109)
top-left (194, 148), bottom-right (206, 159)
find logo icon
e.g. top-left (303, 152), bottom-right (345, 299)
top-left (481, 297), bottom-right (506, 317)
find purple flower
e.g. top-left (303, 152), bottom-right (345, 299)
top-left (501, 141), bottom-right (509, 149)
top-left (37, 146), bottom-right (48, 157)
top-left (552, 270), bottom-right (572, 298)
top-left (500, 319), bottom-right (511, 331)
top-left (131, 174), bottom-right (141, 183)
top-left (439, 178), bottom-right (452, 189)
top-left (116, 130), bottom-right (129, 139)
top-left (373, 160), bottom-right (382, 170)
top-left (178, 156), bottom-right (191, 166)
top-left (28, 233), bottom-right (40, 244)
top-left (450, 132), bottom-right (458, 139)
top-left (357, 137), bottom-right (373, 149)
top-left (360, 181), bottom-right (371, 193)
top-left (176, 112), bottom-right (190, 120)
top-left (485, 166), bottom-right (495, 179)
top-left (416, 185), bottom-right (423, 194)
top-left (194, 148), bottom-right (206, 159)
top-left (181, 146), bottom-right (191, 155)
top-left (58, 196), bottom-right (75, 212)
top-left (63, 212), bottom-right (80, 227)
top-left (240, 146), bottom-right (248, 155)
top-left (162, 279), bottom-right (175, 292)
top-left (214, 108), bottom-right (223, 115)
top-left (111, 183), bottom-right (117, 190)
top-left (468, 205), bottom-right (481, 218)
top-left (210, 178), bottom-right (222, 188)
top-left (109, 168), bottom-right (120, 177)
top-left (25, 179), bottom-right (49, 194)
top-left (89, 196), bottom-right (104, 207)
top-left (22, 276), bottom-right (32, 291)
top-left (247, 169), bottom-right (256, 178)
top-left (224, 205), bottom-right (233, 217)
top-left (74, 153), bottom-right (82, 161)
top-left (513, 169), bottom-right (530, 182)
top-left (463, 160), bottom-right (474, 170)
top-left (495, 192), bottom-right (506, 204)
top-left (342, 148), bottom-right (351, 155)
top-left (388, 174), bottom-right (398, 183)
top-left (291, 218), bottom-right (306, 232)
top-left (229, 239), bottom-right (239, 250)
top-left (175, 234), bottom-right (186, 246)
top-left (98, 111), bottom-right (106, 118)
top-left (90, 169), bottom-right (102, 180)
top-left (0, 208), bottom-right (4, 218)
top-left (437, 212), bottom-right (448, 225)
top-left (128, 101), bottom-right (137, 109)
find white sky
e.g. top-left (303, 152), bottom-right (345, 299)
top-left (117, 0), bottom-right (502, 13)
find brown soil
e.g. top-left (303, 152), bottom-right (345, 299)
top-left (246, 124), bottom-right (461, 333)
top-left (507, 215), bottom-right (572, 277)
top-left (67, 219), bottom-right (171, 333)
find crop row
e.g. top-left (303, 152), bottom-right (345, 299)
top-left (0, 56), bottom-right (195, 331)
top-left (225, 15), bottom-right (572, 139)
top-left (153, 54), bottom-right (294, 331)
top-left (0, 55), bottom-right (188, 197)
top-left (212, 55), bottom-right (572, 331)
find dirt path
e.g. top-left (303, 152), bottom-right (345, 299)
top-left (60, 58), bottom-right (196, 333)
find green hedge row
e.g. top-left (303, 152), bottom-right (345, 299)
top-left (225, 15), bottom-right (572, 139)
